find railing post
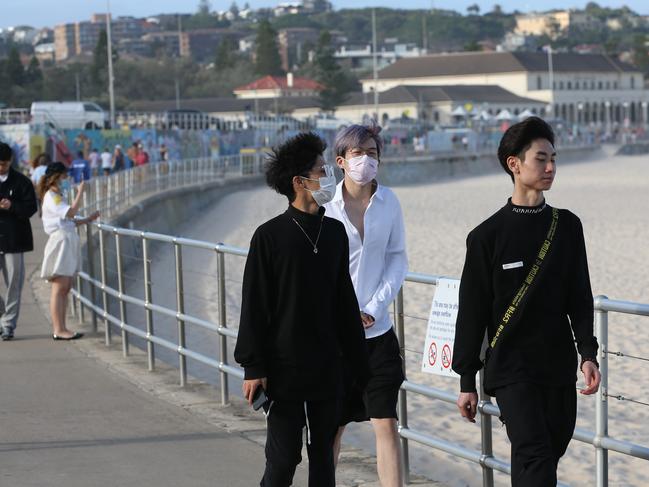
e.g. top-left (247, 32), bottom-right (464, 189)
top-left (86, 222), bottom-right (98, 333)
top-left (478, 369), bottom-right (495, 487)
top-left (142, 236), bottom-right (155, 371)
top-left (217, 246), bottom-right (229, 405)
top-left (99, 227), bottom-right (111, 346)
top-left (174, 241), bottom-right (187, 387)
top-left (595, 296), bottom-right (609, 487)
top-left (115, 232), bottom-right (129, 357)
top-left (395, 287), bottom-right (410, 485)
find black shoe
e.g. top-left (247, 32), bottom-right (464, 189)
top-left (1, 328), bottom-right (13, 341)
top-left (52, 332), bottom-right (84, 341)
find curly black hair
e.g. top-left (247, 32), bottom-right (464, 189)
top-left (497, 116), bottom-right (555, 183)
top-left (265, 132), bottom-right (327, 202)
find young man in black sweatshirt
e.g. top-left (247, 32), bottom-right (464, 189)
top-left (452, 117), bottom-right (601, 486)
top-left (234, 132), bottom-right (370, 487)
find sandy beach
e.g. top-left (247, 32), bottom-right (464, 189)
top-left (146, 146), bottom-right (649, 486)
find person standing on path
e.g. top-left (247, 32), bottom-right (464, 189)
top-left (88, 148), bottom-right (100, 178)
top-left (38, 162), bottom-right (99, 340)
top-left (234, 132), bottom-right (370, 487)
top-left (452, 117), bottom-right (601, 487)
top-left (100, 147), bottom-right (112, 176)
top-left (69, 151), bottom-right (91, 183)
top-left (325, 123), bottom-right (408, 487)
top-left (0, 142), bottom-right (38, 341)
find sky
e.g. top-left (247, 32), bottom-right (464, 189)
top-left (3, 0), bottom-right (649, 30)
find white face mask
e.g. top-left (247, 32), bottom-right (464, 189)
top-left (301, 165), bottom-right (336, 206)
top-left (345, 154), bottom-right (378, 185)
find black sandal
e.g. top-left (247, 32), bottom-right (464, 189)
top-left (52, 332), bottom-right (84, 341)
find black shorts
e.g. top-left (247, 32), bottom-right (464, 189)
top-left (339, 328), bottom-right (405, 425)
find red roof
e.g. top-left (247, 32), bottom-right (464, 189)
top-left (235, 75), bottom-right (324, 92)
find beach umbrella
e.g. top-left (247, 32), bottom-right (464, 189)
top-left (518, 109), bottom-right (535, 120)
top-left (496, 109), bottom-right (513, 120)
top-left (472, 110), bottom-right (492, 121)
top-left (451, 106), bottom-right (467, 117)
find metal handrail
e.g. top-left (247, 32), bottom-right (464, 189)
top-left (72, 219), bottom-right (649, 487)
top-left (68, 155), bottom-right (649, 487)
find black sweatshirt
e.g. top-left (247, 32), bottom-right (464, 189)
top-left (234, 204), bottom-right (370, 402)
top-left (0, 168), bottom-right (37, 253)
top-left (452, 199), bottom-right (598, 393)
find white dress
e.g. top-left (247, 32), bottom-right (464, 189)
top-left (40, 190), bottom-right (80, 280)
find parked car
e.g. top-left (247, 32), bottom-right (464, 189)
top-left (30, 101), bottom-right (107, 129)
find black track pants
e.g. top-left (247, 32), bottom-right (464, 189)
top-left (261, 399), bottom-right (340, 487)
top-left (495, 382), bottom-right (577, 487)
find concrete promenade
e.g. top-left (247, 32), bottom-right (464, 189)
top-left (1, 220), bottom-right (284, 487)
top-left (2, 216), bottom-right (441, 487)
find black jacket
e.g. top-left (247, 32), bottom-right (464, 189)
top-left (0, 168), bottom-right (38, 253)
top-left (234, 205), bottom-right (371, 402)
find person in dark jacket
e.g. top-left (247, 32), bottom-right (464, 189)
top-left (234, 132), bottom-right (370, 487)
top-left (452, 117), bottom-right (601, 486)
top-left (0, 142), bottom-right (38, 340)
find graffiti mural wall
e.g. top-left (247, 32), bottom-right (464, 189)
top-left (0, 124), bottom-right (31, 168)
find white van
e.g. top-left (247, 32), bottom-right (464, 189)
top-left (30, 101), bottom-right (107, 129)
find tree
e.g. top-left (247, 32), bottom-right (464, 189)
top-left (197, 0), bottom-right (211, 15)
top-left (464, 40), bottom-right (481, 52)
top-left (92, 29), bottom-right (118, 88)
top-left (254, 20), bottom-right (283, 76)
top-left (633, 34), bottom-right (649, 77)
top-left (229, 1), bottom-right (239, 18)
top-left (491, 4), bottom-right (503, 15)
top-left (310, 31), bottom-right (352, 111)
top-left (467, 4), bottom-right (480, 15)
top-left (7, 47), bottom-right (25, 86)
top-left (25, 56), bottom-right (43, 84)
top-left (215, 37), bottom-right (238, 70)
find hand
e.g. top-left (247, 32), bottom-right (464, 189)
top-left (580, 361), bottom-right (601, 395)
top-left (88, 211), bottom-right (100, 222)
top-left (0, 198), bottom-right (10, 210)
top-left (242, 377), bottom-right (267, 405)
top-left (457, 392), bottom-right (478, 423)
top-left (361, 312), bottom-right (375, 329)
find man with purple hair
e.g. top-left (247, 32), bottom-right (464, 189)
top-left (325, 123), bottom-right (408, 487)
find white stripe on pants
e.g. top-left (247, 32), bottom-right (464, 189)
top-left (0, 253), bottom-right (25, 331)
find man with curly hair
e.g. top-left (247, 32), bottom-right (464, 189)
top-left (234, 132), bottom-right (370, 487)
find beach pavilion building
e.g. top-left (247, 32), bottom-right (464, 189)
top-left (360, 51), bottom-right (649, 127)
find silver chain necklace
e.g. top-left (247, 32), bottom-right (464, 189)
top-left (292, 216), bottom-right (324, 254)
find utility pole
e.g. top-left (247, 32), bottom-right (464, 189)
top-left (547, 45), bottom-right (554, 116)
top-left (106, 0), bottom-right (115, 127)
top-left (372, 9), bottom-right (379, 122)
top-left (75, 72), bottom-right (81, 101)
top-left (422, 15), bottom-right (428, 53)
top-left (175, 14), bottom-right (183, 109)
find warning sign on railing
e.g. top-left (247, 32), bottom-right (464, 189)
top-left (421, 278), bottom-right (460, 378)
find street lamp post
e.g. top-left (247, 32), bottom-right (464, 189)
top-left (106, 0), bottom-right (116, 128)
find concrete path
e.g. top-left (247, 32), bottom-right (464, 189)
top-left (2, 209), bottom-right (442, 487)
top-left (0, 219), bottom-right (298, 487)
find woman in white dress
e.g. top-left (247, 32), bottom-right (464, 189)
top-left (38, 162), bottom-right (99, 340)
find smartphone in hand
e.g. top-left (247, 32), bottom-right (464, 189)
top-left (252, 386), bottom-right (270, 411)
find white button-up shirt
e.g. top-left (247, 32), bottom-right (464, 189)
top-left (325, 181), bottom-right (408, 339)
